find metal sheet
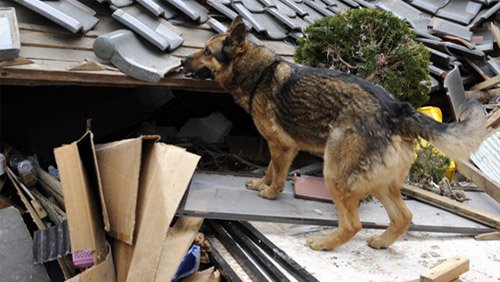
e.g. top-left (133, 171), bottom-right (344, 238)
top-left (178, 173), bottom-right (493, 232)
top-left (470, 131), bottom-right (500, 186)
top-left (443, 64), bottom-right (467, 120)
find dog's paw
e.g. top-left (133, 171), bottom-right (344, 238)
top-left (246, 179), bottom-right (264, 191)
top-left (306, 236), bottom-right (334, 251)
top-left (259, 187), bottom-right (280, 200)
top-left (367, 236), bottom-right (390, 249)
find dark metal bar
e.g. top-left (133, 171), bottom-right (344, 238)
top-left (221, 221), bottom-right (291, 282)
top-left (207, 241), bottom-right (243, 282)
top-left (236, 221), bottom-right (320, 282)
top-left (206, 221), bottom-right (270, 281)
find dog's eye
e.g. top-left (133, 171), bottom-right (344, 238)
top-left (203, 48), bottom-right (212, 56)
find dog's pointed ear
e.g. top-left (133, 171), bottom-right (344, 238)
top-left (227, 16), bottom-right (246, 47)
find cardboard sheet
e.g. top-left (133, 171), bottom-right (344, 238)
top-left (95, 135), bottom-right (159, 244)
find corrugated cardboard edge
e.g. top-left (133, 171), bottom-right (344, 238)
top-left (54, 130), bottom-right (107, 264)
top-left (66, 243), bottom-right (116, 282)
top-left (95, 135), bottom-right (160, 244)
top-left (126, 143), bottom-right (200, 282)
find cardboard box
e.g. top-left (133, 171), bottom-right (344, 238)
top-left (56, 130), bottom-right (201, 281)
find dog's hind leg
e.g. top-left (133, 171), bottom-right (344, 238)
top-left (307, 131), bottom-right (364, 251)
top-left (368, 182), bottom-right (412, 249)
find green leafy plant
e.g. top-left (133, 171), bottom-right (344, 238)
top-left (409, 140), bottom-right (450, 184)
top-left (295, 9), bottom-right (431, 107)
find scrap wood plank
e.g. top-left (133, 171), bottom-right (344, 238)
top-left (420, 256), bottom-right (469, 282)
top-left (5, 164), bottom-right (73, 279)
top-left (155, 216), bottom-right (204, 281)
top-left (401, 184), bottom-right (500, 229)
top-left (471, 75), bottom-right (500, 90)
top-left (456, 160), bottom-right (500, 203)
top-left (474, 231), bottom-right (500, 240)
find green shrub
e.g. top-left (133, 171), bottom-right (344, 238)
top-left (295, 9), bottom-right (431, 107)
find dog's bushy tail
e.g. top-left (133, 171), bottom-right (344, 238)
top-left (394, 99), bottom-right (488, 162)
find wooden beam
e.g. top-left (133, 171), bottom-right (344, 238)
top-left (471, 74), bottom-right (500, 90)
top-left (401, 184), bottom-right (500, 229)
top-left (491, 22), bottom-right (500, 47)
top-left (420, 256), bottom-right (469, 282)
top-left (456, 160), bottom-right (500, 203)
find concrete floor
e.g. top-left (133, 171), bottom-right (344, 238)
top-left (250, 191), bottom-right (500, 282)
top-left (251, 221), bottom-right (499, 282)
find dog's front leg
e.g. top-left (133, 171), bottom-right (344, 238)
top-left (257, 143), bottom-right (298, 199)
top-left (246, 160), bottom-right (274, 191)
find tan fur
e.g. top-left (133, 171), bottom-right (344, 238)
top-left (182, 17), bottom-right (487, 251)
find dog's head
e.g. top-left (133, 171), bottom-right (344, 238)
top-left (181, 16), bottom-right (247, 80)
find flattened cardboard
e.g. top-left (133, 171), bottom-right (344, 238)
top-left (126, 143), bottom-right (200, 282)
top-left (54, 130), bottom-right (108, 265)
top-left (95, 135), bottom-right (160, 244)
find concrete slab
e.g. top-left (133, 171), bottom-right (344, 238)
top-left (251, 221), bottom-right (499, 281)
top-left (0, 207), bottom-right (50, 282)
top-left (0, 7), bottom-right (20, 61)
top-left (93, 29), bottom-right (181, 82)
top-left (112, 5), bottom-right (183, 51)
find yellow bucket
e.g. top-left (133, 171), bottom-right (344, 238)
top-left (416, 106), bottom-right (456, 181)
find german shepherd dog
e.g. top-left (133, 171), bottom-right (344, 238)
top-left (182, 16), bottom-right (487, 250)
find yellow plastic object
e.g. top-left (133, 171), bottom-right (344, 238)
top-left (416, 106), bottom-right (456, 181)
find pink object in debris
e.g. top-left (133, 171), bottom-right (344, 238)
top-left (72, 250), bottom-right (94, 269)
top-left (293, 175), bottom-right (331, 203)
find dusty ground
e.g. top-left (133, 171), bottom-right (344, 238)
top-left (251, 222), bottom-right (499, 282)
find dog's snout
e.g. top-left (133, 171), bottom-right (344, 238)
top-left (180, 58), bottom-right (186, 67)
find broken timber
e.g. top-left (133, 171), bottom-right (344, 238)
top-left (455, 160), bottom-right (500, 203)
top-left (401, 184), bottom-right (500, 229)
top-left (420, 256), bottom-right (469, 282)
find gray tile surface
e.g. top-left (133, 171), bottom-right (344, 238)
top-left (0, 207), bottom-right (50, 282)
top-left (0, 7), bottom-right (20, 61)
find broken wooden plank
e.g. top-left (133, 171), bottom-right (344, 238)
top-left (474, 231), bottom-right (500, 241)
top-left (456, 160), bottom-right (500, 203)
top-left (471, 74), bottom-right (500, 90)
top-left (420, 256), bottom-right (469, 282)
top-left (401, 184), bottom-right (500, 229)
